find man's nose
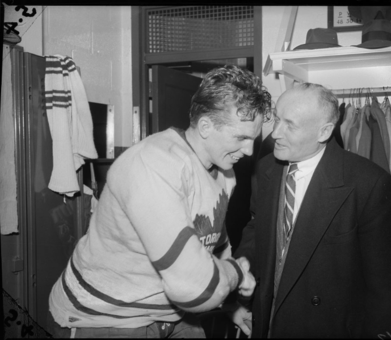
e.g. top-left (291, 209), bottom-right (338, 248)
top-left (271, 120), bottom-right (282, 139)
top-left (242, 140), bottom-right (254, 156)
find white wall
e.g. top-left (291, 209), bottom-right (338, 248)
top-left (260, 6), bottom-right (363, 138)
top-left (5, 5), bottom-right (43, 55)
top-left (42, 6), bottom-right (133, 148)
top-left (11, 5), bottom-right (366, 146)
top-left (262, 6), bottom-right (362, 102)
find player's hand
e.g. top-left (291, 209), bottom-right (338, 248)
top-left (235, 257), bottom-right (255, 297)
top-left (222, 301), bottom-right (252, 336)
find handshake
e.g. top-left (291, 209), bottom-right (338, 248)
top-left (232, 256), bottom-right (256, 297)
top-left (223, 256), bottom-right (255, 336)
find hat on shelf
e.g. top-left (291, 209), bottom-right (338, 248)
top-left (348, 6), bottom-right (391, 24)
top-left (353, 16), bottom-right (391, 49)
top-left (293, 28), bottom-right (341, 50)
top-left (3, 28), bottom-right (22, 44)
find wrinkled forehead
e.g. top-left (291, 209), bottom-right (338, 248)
top-left (233, 114), bottom-right (263, 140)
top-left (277, 87), bottom-right (319, 109)
top-left (274, 90), bottom-right (327, 126)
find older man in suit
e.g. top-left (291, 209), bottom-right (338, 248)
top-left (230, 83), bottom-right (391, 338)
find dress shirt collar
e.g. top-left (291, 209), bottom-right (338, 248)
top-left (289, 145), bottom-right (326, 180)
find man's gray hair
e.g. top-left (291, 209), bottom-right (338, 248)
top-left (295, 83), bottom-right (339, 125)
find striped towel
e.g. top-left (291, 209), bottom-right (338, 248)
top-left (45, 55), bottom-right (98, 196)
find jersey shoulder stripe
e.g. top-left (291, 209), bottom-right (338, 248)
top-left (151, 226), bottom-right (196, 271)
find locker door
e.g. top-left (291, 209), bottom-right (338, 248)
top-left (23, 52), bottom-right (83, 332)
top-left (151, 65), bottom-right (202, 133)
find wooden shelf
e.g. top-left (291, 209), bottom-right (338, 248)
top-left (263, 46), bottom-right (391, 91)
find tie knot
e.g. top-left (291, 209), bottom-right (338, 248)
top-left (288, 163), bottom-right (298, 175)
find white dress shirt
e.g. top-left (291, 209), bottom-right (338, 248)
top-left (291, 146), bottom-right (326, 224)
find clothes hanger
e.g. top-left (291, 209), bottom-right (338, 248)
top-left (364, 89), bottom-right (371, 120)
top-left (353, 88), bottom-right (358, 112)
top-left (356, 88), bottom-right (364, 116)
top-left (380, 87), bottom-right (387, 112)
top-left (363, 88), bottom-right (373, 121)
top-left (384, 87), bottom-right (391, 116)
top-left (348, 89), bottom-right (354, 106)
top-left (384, 87), bottom-right (390, 106)
top-left (365, 88), bottom-right (370, 107)
top-left (371, 87), bottom-right (379, 105)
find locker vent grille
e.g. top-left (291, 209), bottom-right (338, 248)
top-left (147, 6), bottom-right (254, 54)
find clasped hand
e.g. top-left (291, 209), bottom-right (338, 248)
top-left (235, 257), bottom-right (256, 297)
top-left (223, 301), bottom-right (253, 336)
top-left (223, 257), bottom-right (255, 336)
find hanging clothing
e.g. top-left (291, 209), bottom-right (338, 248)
top-left (357, 107), bottom-right (372, 160)
top-left (342, 103), bottom-right (351, 123)
top-left (371, 97), bottom-right (390, 166)
top-left (333, 102), bottom-right (345, 148)
top-left (346, 108), bottom-right (361, 153)
top-left (338, 91), bottom-right (391, 173)
top-left (355, 106), bottom-right (368, 152)
top-left (368, 113), bottom-right (390, 173)
top-left (44, 55), bottom-right (98, 196)
top-left (385, 106), bottom-right (391, 172)
top-left (341, 104), bottom-right (355, 149)
top-left (380, 97), bottom-right (390, 114)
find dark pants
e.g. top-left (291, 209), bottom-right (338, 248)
top-left (47, 311), bottom-right (206, 338)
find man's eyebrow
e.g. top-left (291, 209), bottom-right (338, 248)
top-left (233, 133), bottom-right (257, 140)
top-left (275, 112), bottom-right (295, 126)
top-left (284, 117), bottom-right (296, 126)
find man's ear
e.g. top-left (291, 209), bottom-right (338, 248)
top-left (318, 122), bottom-right (335, 143)
top-left (197, 116), bottom-right (213, 139)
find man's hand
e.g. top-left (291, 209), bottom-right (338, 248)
top-left (222, 301), bottom-right (252, 337)
top-left (236, 257), bottom-right (256, 297)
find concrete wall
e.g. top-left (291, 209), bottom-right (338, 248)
top-left (11, 5), bottom-right (365, 146)
top-left (42, 6), bottom-right (133, 148)
top-left (15, 6), bottom-right (43, 55)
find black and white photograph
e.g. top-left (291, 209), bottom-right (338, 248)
top-left (1, 4), bottom-right (391, 339)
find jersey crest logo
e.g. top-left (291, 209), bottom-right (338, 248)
top-left (193, 190), bottom-right (229, 251)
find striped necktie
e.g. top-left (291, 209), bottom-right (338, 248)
top-left (284, 163), bottom-right (299, 248)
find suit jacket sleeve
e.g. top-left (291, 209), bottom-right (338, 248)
top-left (233, 161), bottom-right (259, 269)
top-left (360, 171), bottom-right (391, 337)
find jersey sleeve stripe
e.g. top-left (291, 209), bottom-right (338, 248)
top-left (66, 258), bottom-right (175, 310)
top-left (151, 226), bottom-right (197, 271)
top-left (170, 260), bottom-right (220, 308)
top-left (213, 240), bottom-right (229, 255)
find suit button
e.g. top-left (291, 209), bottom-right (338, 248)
top-left (311, 296), bottom-right (321, 306)
top-left (256, 278), bottom-right (260, 286)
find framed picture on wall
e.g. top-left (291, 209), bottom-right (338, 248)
top-left (328, 6), bottom-right (363, 32)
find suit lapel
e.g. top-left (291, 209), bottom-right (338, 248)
top-left (257, 159), bottom-right (284, 293)
top-left (254, 156), bottom-right (286, 335)
top-left (273, 139), bottom-right (353, 315)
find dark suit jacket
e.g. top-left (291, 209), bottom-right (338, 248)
top-left (235, 138), bottom-right (391, 338)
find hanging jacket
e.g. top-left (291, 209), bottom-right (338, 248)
top-left (368, 113), bottom-right (390, 173)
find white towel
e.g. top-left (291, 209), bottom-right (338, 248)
top-left (0, 45), bottom-right (18, 234)
top-left (45, 55), bottom-right (98, 196)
